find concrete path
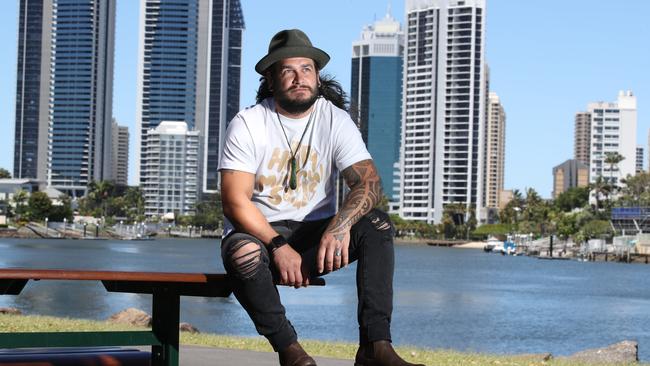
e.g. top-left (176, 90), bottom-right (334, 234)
top-left (179, 345), bottom-right (352, 365)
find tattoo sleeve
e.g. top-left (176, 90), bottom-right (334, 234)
top-left (326, 159), bottom-right (383, 240)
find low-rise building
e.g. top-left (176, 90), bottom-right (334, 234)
top-left (552, 159), bottom-right (589, 198)
top-left (140, 121), bottom-right (200, 218)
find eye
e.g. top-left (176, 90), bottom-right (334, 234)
top-left (281, 68), bottom-right (295, 77)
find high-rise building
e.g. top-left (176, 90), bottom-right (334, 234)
top-left (135, 0), bottom-right (244, 197)
top-left (13, 0), bottom-right (114, 196)
top-left (400, 0), bottom-right (486, 224)
top-left (482, 92), bottom-right (505, 210)
top-left (141, 121), bottom-right (199, 217)
top-left (205, 0), bottom-right (245, 193)
top-left (552, 159), bottom-right (589, 198)
top-left (636, 146), bottom-right (644, 174)
top-left (587, 91), bottom-right (637, 185)
top-left (13, 0), bottom-right (52, 181)
top-left (112, 120), bottom-right (129, 186)
top-left (351, 8), bottom-right (404, 201)
top-left (574, 112), bottom-right (591, 166)
top-left (48, 0), bottom-right (115, 197)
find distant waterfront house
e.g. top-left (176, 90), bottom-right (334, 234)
top-left (0, 179), bottom-right (42, 201)
top-left (0, 179), bottom-right (65, 205)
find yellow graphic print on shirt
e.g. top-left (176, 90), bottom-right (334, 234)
top-left (256, 144), bottom-right (324, 208)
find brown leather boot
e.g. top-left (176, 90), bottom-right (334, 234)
top-left (355, 340), bottom-right (425, 366)
top-left (278, 342), bottom-right (317, 366)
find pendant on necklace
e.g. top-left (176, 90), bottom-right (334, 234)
top-left (289, 157), bottom-right (298, 190)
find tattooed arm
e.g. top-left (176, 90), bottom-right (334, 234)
top-left (317, 159), bottom-right (383, 273)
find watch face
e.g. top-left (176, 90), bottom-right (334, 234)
top-left (271, 235), bottom-right (287, 250)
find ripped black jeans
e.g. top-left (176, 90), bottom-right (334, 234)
top-left (220, 209), bottom-right (395, 351)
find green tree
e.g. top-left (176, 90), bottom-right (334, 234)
top-left (471, 223), bottom-right (512, 240)
top-left (554, 186), bottom-right (589, 212)
top-left (580, 219), bottom-right (613, 239)
top-left (49, 194), bottom-right (74, 222)
top-left (604, 151), bottom-right (625, 187)
top-left (589, 175), bottom-right (612, 211)
top-left (123, 186), bottom-right (145, 222)
top-left (11, 190), bottom-right (29, 219)
top-left (555, 213), bottom-right (578, 240)
top-left (79, 180), bottom-right (121, 218)
top-left (27, 191), bottom-right (52, 221)
top-left (499, 189), bottom-right (525, 224)
top-left (0, 168), bottom-right (11, 179)
top-left (191, 193), bottom-right (223, 230)
top-left (618, 172), bottom-right (650, 206)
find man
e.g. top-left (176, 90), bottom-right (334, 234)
top-left (218, 29), bottom-right (424, 366)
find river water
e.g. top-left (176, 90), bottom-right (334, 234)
top-left (1, 238), bottom-right (649, 360)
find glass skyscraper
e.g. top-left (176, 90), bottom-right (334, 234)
top-left (205, 0), bottom-right (244, 193)
top-left (14, 0), bottom-right (51, 181)
top-left (14, 0), bottom-right (115, 196)
top-left (136, 0), bottom-right (244, 202)
top-left (350, 10), bottom-right (404, 201)
top-left (48, 0), bottom-right (115, 197)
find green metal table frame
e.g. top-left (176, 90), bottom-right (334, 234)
top-left (0, 269), bottom-right (232, 366)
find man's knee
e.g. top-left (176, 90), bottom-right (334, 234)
top-left (224, 239), bottom-right (265, 279)
top-left (365, 209), bottom-right (393, 233)
top-left (356, 209), bottom-right (394, 237)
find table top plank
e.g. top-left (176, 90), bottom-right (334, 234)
top-left (0, 268), bottom-right (227, 284)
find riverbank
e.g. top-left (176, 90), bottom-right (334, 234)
top-left (0, 314), bottom-right (643, 365)
top-left (0, 226), bottom-right (439, 244)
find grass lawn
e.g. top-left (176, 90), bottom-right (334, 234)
top-left (0, 314), bottom-right (644, 366)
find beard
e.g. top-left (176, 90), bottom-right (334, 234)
top-left (274, 85), bottom-right (319, 114)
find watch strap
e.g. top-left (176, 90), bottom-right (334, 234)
top-left (269, 234), bottom-right (288, 252)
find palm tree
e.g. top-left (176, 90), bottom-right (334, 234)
top-left (589, 175), bottom-right (612, 210)
top-left (604, 152), bottom-right (625, 188)
top-left (11, 189), bottom-right (29, 221)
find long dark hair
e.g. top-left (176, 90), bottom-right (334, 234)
top-left (255, 73), bottom-right (349, 111)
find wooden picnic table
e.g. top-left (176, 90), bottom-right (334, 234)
top-left (0, 268), bottom-right (232, 366)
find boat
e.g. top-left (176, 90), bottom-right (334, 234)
top-left (484, 236), bottom-right (504, 253)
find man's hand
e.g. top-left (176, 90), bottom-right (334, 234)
top-left (317, 229), bottom-right (350, 274)
top-left (272, 245), bottom-right (309, 288)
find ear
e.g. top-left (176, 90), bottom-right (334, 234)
top-left (265, 71), bottom-right (274, 91)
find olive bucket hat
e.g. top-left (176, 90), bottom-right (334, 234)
top-left (255, 29), bottom-right (330, 75)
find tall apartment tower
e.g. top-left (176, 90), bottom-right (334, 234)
top-left (135, 0), bottom-right (244, 197)
top-left (13, 0), bottom-right (115, 196)
top-left (112, 120), bottom-right (129, 186)
top-left (351, 9), bottom-right (404, 201)
top-left (587, 91), bottom-right (637, 184)
top-left (400, 0), bottom-right (486, 224)
top-left (574, 112), bottom-right (591, 166)
top-left (13, 0), bottom-right (52, 181)
top-left (205, 0), bottom-right (245, 193)
top-left (636, 146), bottom-right (644, 174)
top-left (482, 92), bottom-right (505, 209)
top-left (49, 0), bottom-right (115, 196)
top-left (141, 121), bottom-right (199, 217)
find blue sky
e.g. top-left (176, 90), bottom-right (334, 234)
top-left (1, 0), bottom-right (648, 198)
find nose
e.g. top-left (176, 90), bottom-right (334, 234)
top-left (292, 71), bottom-right (302, 85)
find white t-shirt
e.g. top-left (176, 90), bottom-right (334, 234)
top-left (218, 97), bottom-right (371, 224)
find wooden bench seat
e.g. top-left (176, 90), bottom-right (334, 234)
top-left (0, 268), bottom-right (232, 366)
top-left (0, 347), bottom-right (151, 365)
top-left (0, 268), bottom-right (324, 365)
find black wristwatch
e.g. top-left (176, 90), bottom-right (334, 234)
top-left (268, 234), bottom-right (288, 253)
